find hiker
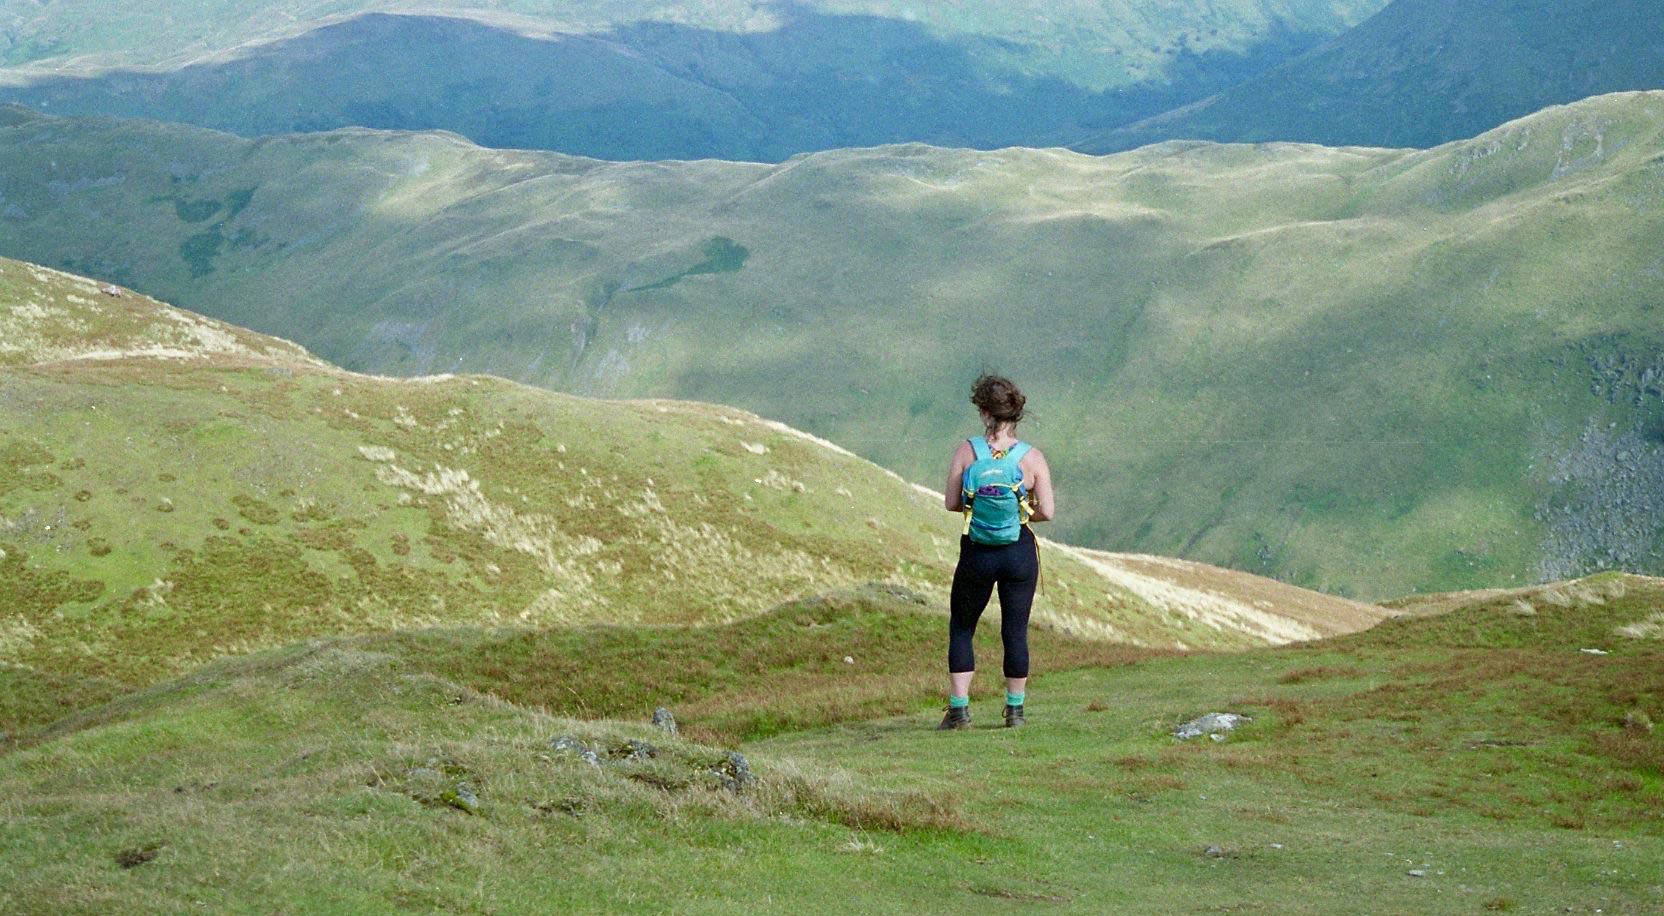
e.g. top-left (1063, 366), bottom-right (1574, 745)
top-left (938, 373), bottom-right (1055, 729)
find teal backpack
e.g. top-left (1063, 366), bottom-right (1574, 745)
top-left (961, 437), bottom-right (1032, 545)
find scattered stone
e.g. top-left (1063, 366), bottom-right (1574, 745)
top-left (652, 707), bottom-right (678, 738)
top-left (612, 739), bottom-right (657, 762)
top-left (1580, 648), bottom-right (1610, 655)
top-left (1173, 713), bottom-right (1252, 740)
top-left (1204, 845), bottom-right (1228, 858)
top-left (843, 656), bottom-right (855, 665)
top-left (711, 750), bottom-right (755, 793)
top-left (99, 284), bottom-right (124, 297)
top-left (1407, 869), bottom-right (1427, 878)
top-left (548, 735), bottom-right (601, 766)
top-left (441, 782), bottom-right (481, 815)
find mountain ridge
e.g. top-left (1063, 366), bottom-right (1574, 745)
top-left (1077, 0), bottom-right (1664, 152)
top-left (2, 93), bottom-right (1662, 596)
top-left (0, 3), bottom-right (1388, 160)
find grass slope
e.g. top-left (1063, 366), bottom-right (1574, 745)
top-left (0, 257), bottom-right (1383, 735)
top-left (1080, 0), bottom-right (1664, 152)
top-left (1, 574), bottom-right (1656, 912)
top-left (4, 94), bottom-right (1663, 596)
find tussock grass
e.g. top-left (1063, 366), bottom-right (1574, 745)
top-left (1, 562), bottom-right (1661, 911)
top-left (352, 585), bottom-right (1165, 744)
top-left (0, 640), bottom-right (967, 911)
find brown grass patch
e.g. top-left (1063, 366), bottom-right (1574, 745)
top-left (1277, 665), bottom-right (1363, 685)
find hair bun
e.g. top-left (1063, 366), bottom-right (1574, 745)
top-left (970, 373), bottom-right (1025, 425)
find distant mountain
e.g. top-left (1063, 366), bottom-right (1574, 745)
top-left (2, 94), bottom-right (1662, 598)
top-left (1079, 0), bottom-right (1664, 152)
top-left (1, 256), bottom-right (1383, 732)
top-left (0, 2), bottom-right (1387, 160)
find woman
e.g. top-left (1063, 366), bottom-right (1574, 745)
top-left (939, 373), bottom-right (1055, 730)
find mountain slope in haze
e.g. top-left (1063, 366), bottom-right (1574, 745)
top-left (1079, 0), bottom-right (1664, 153)
top-left (0, 3), bottom-right (1387, 160)
top-left (2, 94), bottom-right (1662, 598)
top-left (0, 257), bottom-right (1386, 733)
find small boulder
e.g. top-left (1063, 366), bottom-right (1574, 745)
top-left (1173, 712), bottom-right (1252, 741)
top-left (441, 782), bottom-right (481, 815)
top-left (652, 707), bottom-right (678, 738)
top-left (549, 736), bottom-right (601, 766)
top-left (100, 284), bottom-right (124, 298)
top-left (711, 751), bottom-right (755, 793)
top-left (612, 739), bottom-right (657, 762)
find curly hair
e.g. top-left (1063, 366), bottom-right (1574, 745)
top-left (970, 373), bottom-right (1025, 427)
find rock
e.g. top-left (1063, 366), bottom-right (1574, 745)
top-left (1173, 713), bottom-right (1252, 740)
top-left (711, 751), bottom-right (755, 793)
top-left (441, 782), bottom-right (481, 815)
top-left (1204, 845), bottom-right (1227, 858)
top-left (549, 735), bottom-right (601, 766)
top-left (99, 284), bottom-right (123, 297)
top-left (1407, 869), bottom-right (1427, 878)
top-left (613, 739), bottom-right (657, 762)
top-left (843, 656), bottom-right (855, 665)
top-left (1580, 648), bottom-right (1610, 655)
top-left (652, 707), bottom-right (678, 737)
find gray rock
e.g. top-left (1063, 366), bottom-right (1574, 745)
top-left (652, 707), bottom-right (678, 737)
top-left (711, 750), bottom-right (755, 793)
top-left (613, 739), bottom-right (657, 762)
top-left (442, 782), bottom-right (481, 815)
top-left (1173, 713), bottom-right (1252, 740)
top-left (549, 735), bottom-right (602, 766)
top-left (1407, 869), bottom-right (1427, 878)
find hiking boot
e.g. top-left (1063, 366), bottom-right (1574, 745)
top-left (936, 705), bottom-right (971, 730)
top-left (1003, 704), bottom-right (1025, 728)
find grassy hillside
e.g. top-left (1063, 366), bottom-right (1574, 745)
top-left (4, 94), bottom-right (1662, 597)
top-left (0, 257), bottom-right (1385, 735)
top-left (0, 3), bottom-right (1387, 161)
top-left (0, 0), bottom-right (1386, 89)
top-left (1081, 0), bottom-right (1664, 152)
top-left (1, 573), bottom-right (1655, 912)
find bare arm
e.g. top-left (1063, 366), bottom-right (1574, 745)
top-left (1023, 447), bottom-right (1056, 522)
top-left (943, 440), bottom-right (974, 512)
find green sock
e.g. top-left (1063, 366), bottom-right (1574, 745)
top-left (948, 695), bottom-right (969, 709)
top-left (1006, 692), bottom-right (1024, 707)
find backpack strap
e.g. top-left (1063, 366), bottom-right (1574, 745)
top-left (1005, 441), bottom-right (1031, 463)
top-left (962, 438), bottom-right (986, 536)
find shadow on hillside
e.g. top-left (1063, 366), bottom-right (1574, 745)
top-left (0, 5), bottom-right (1329, 161)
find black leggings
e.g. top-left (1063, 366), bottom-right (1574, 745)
top-left (948, 527), bottom-right (1038, 678)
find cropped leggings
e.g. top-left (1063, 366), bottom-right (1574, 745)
top-left (948, 526), bottom-right (1038, 678)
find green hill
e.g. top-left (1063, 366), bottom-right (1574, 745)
top-left (1079, 0), bottom-right (1664, 152)
top-left (0, 2), bottom-right (1385, 160)
top-left (0, 257), bottom-right (1385, 735)
top-left (1, 93), bottom-right (1662, 598)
